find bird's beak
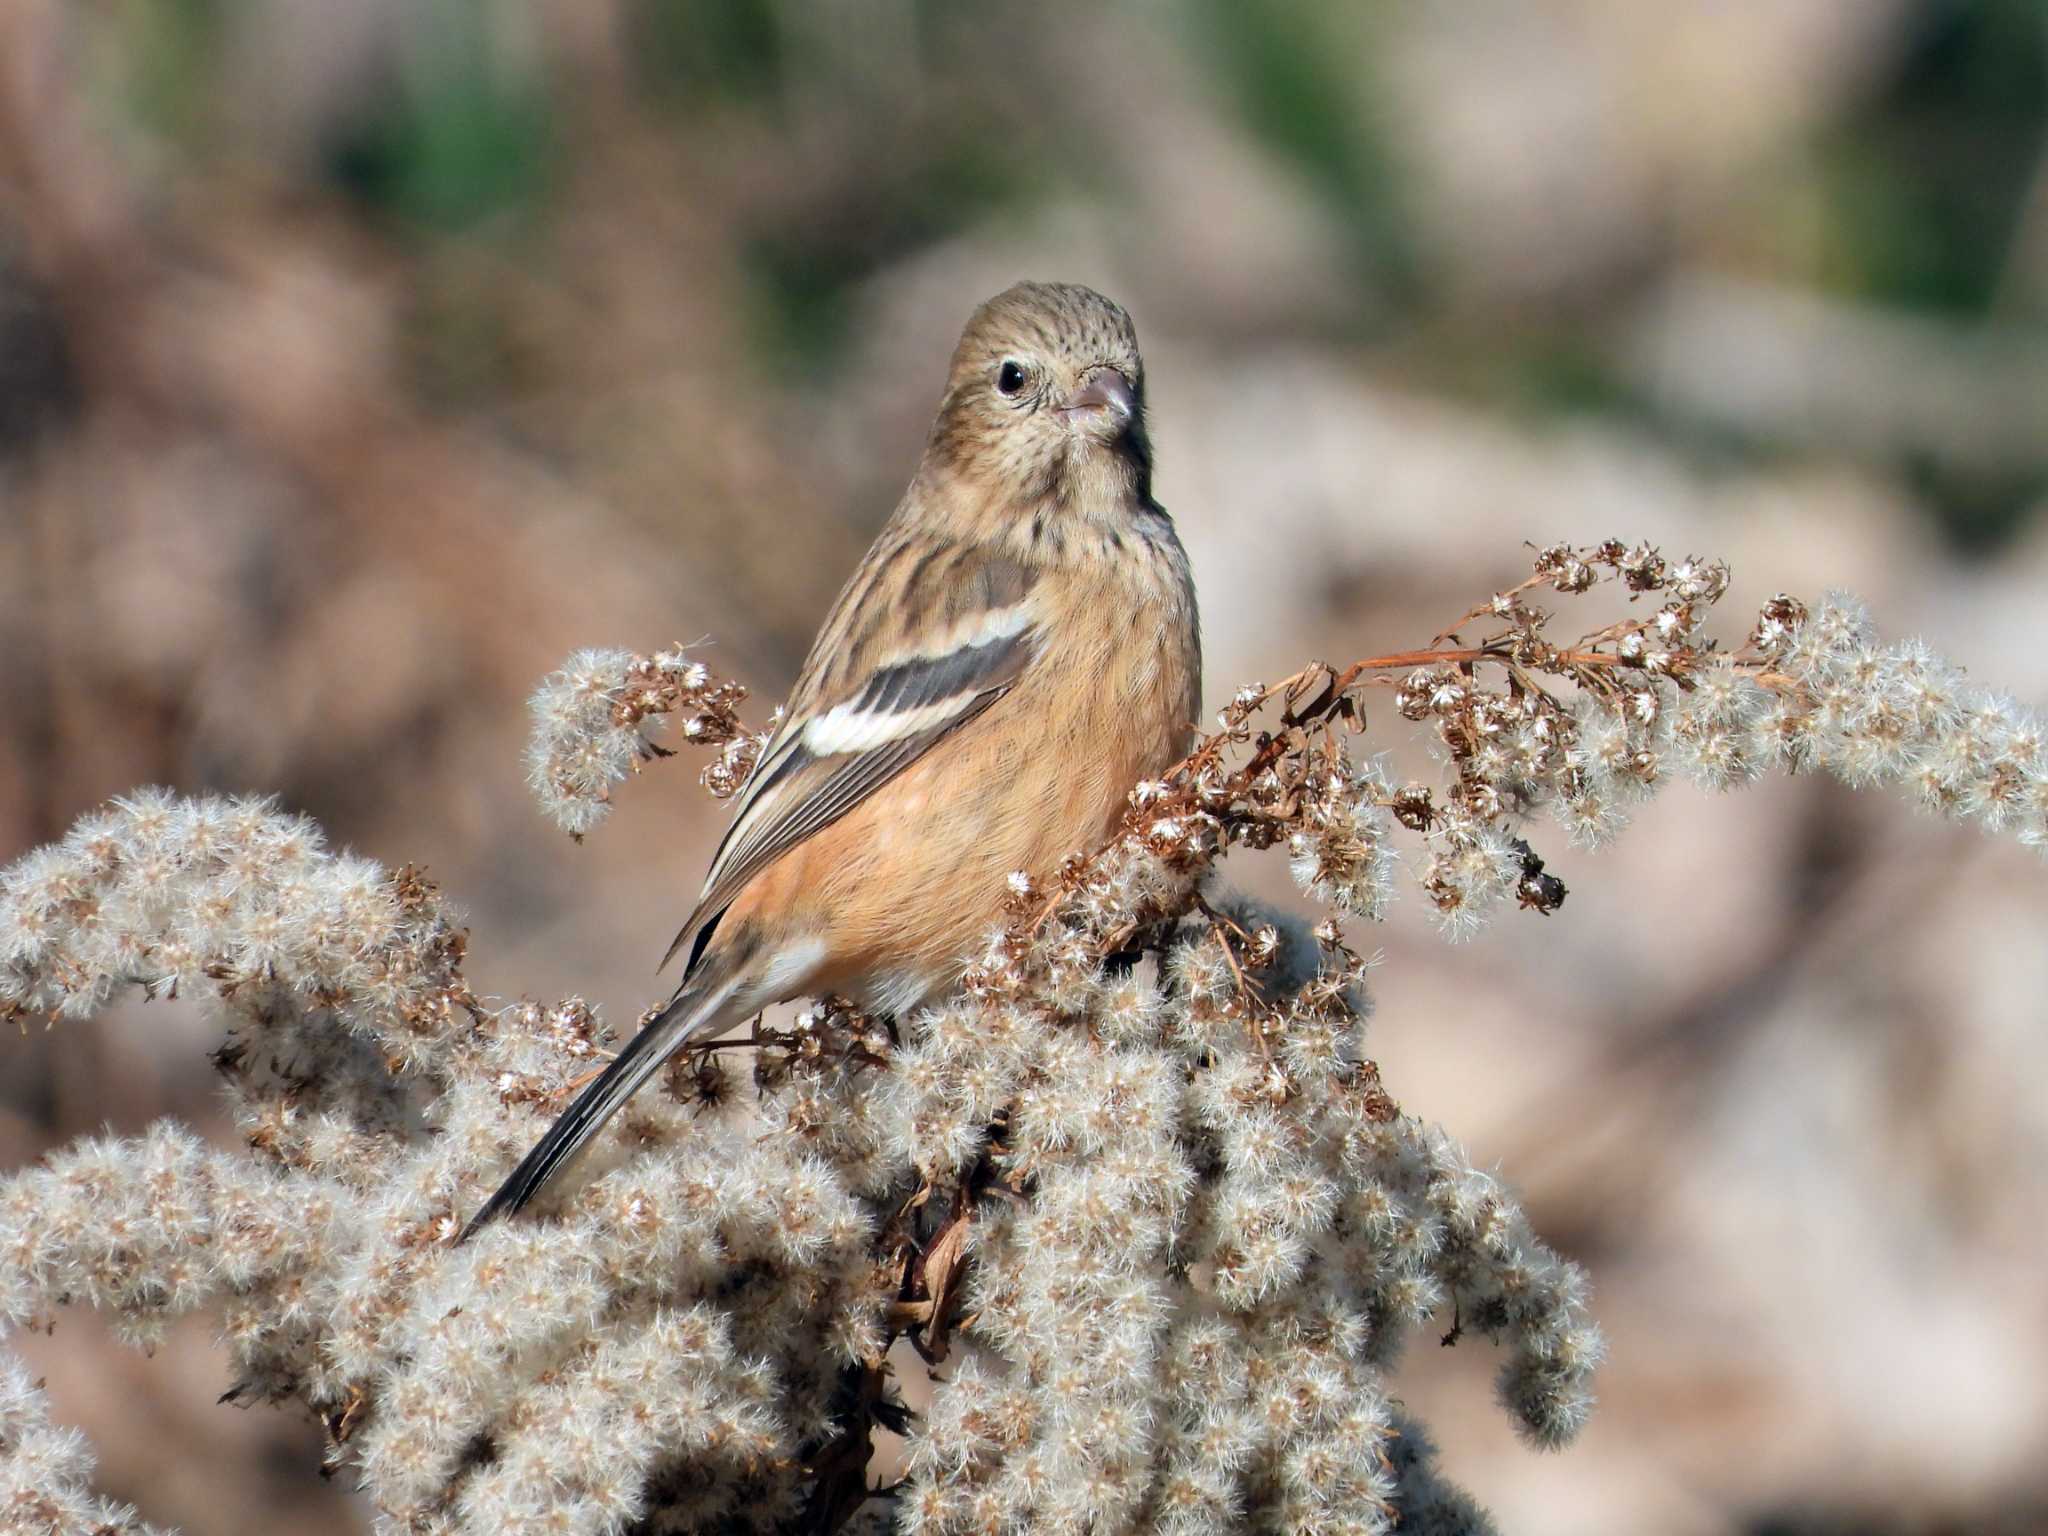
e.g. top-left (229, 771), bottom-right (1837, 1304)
top-left (1057, 367), bottom-right (1137, 439)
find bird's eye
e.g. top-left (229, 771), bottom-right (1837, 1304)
top-left (996, 359), bottom-right (1029, 397)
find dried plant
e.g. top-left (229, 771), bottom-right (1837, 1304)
top-left (3, 541), bottom-right (2043, 1536)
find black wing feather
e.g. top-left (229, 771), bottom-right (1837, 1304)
top-left (657, 622), bottom-right (1035, 971)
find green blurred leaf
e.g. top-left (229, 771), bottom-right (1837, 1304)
top-left (745, 138), bottom-right (1044, 374)
top-left (1189, 0), bottom-right (1415, 305)
top-left (1810, 0), bottom-right (2047, 316)
top-left (628, 0), bottom-right (785, 106)
top-left (326, 0), bottom-right (554, 233)
top-left (113, 0), bottom-right (224, 148)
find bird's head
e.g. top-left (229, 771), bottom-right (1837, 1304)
top-left (922, 281), bottom-right (1155, 537)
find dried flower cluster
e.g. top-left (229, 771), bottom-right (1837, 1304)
top-left (0, 794), bottom-right (879, 1532)
top-left (526, 646), bottom-right (759, 838)
top-left (1, 1357), bottom-right (164, 1536)
top-left (3, 541), bottom-right (2042, 1536)
top-left (875, 899), bottom-right (1597, 1536)
top-left (1090, 543), bottom-right (2042, 952)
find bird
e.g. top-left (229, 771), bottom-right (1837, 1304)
top-left (462, 281), bottom-right (1201, 1238)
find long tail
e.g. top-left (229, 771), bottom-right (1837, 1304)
top-left (459, 975), bottom-right (738, 1241)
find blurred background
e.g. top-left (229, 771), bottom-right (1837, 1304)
top-left (3, 1), bottom-right (2046, 1531)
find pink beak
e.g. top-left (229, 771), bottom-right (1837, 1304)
top-left (1057, 367), bottom-right (1136, 429)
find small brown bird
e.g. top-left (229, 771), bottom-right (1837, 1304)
top-left (464, 282), bottom-right (1201, 1235)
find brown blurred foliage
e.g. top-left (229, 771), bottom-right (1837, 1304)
top-left (2, 2), bottom-right (2045, 1533)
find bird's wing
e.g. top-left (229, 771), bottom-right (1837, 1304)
top-left (660, 540), bottom-right (1039, 972)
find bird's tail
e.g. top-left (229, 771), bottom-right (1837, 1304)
top-left (459, 974), bottom-right (738, 1242)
